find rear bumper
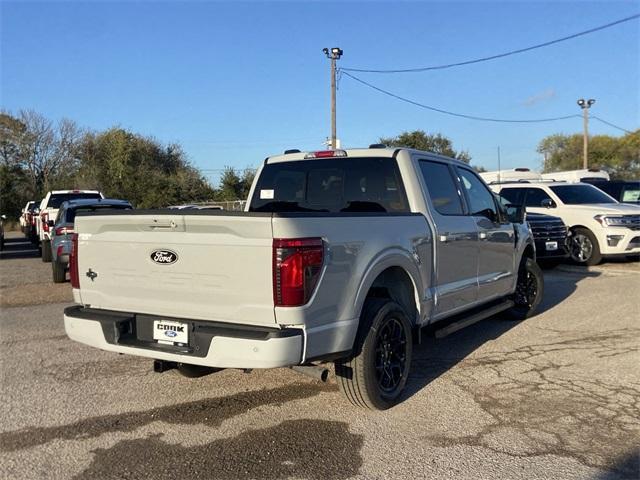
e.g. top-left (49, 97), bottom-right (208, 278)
top-left (64, 305), bottom-right (304, 369)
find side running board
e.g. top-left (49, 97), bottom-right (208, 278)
top-left (434, 299), bottom-right (515, 339)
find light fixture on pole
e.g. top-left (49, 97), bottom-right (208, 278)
top-left (577, 98), bottom-right (595, 169)
top-left (323, 47), bottom-right (343, 149)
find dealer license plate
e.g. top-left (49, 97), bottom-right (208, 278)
top-left (153, 320), bottom-right (189, 345)
top-left (545, 241), bottom-right (558, 251)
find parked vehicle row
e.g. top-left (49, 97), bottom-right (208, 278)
top-left (481, 169), bottom-right (640, 266)
top-left (492, 181), bottom-right (640, 266)
top-left (17, 192), bottom-right (132, 280)
top-left (50, 199), bottom-right (133, 282)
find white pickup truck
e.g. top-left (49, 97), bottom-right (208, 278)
top-left (64, 147), bottom-right (540, 409)
top-left (37, 190), bottom-right (103, 262)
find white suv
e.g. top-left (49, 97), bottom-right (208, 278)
top-left (492, 181), bottom-right (640, 265)
top-left (37, 190), bottom-right (103, 262)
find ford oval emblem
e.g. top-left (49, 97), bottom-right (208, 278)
top-left (165, 330), bottom-right (178, 338)
top-left (151, 249), bottom-right (178, 265)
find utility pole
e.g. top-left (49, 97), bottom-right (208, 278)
top-left (497, 146), bottom-right (501, 183)
top-left (577, 98), bottom-right (595, 169)
top-left (323, 47), bottom-right (343, 149)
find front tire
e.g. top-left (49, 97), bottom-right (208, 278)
top-left (335, 299), bottom-right (412, 410)
top-left (41, 239), bottom-right (52, 262)
top-left (506, 257), bottom-right (544, 321)
top-left (570, 228), bottom-right (602, 266)
top-left (52, 260), bottom-right (66, 283)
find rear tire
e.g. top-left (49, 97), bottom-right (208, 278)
top-left (41, 240), bottom-right (52, 263)
top-left (334, 299), bottom-right (412, 410)
top-left (570, 228), bottom-right (602, 266)
top-left (52, 260), bottom-right (66, 283)
top-left (506, 257), bottom-right (544, 321)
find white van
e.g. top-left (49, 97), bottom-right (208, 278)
top-left (480, 168), bottom-right (542, 184)
top-left (540, 169), bottom-right (610, 183)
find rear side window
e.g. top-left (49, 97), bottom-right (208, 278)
top-left (48, 193), bottom-right (102, 209)
top-left (419, 161), bottom-right (464, 215)
top-left (249, 157), bottom-right (409, 213)
top-left (499, 188), bottom-right (525, 206)
top-left (66, 205), bottom-right (132, 223)
top-left (525, 188), bottom-right (553, 207)
top-left (457, 168), bottom-right (497, 217)
top-left (622, 184), bottom-right (640, 203)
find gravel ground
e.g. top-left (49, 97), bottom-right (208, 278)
top-left (1, 231), bottom-right (639, 479)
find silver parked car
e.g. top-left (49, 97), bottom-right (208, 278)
top-left (50, 198), bottom-right (132, 282)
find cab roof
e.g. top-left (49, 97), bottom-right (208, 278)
top-left (61, 198), bottom-right (132, 209)
top-left (265, 147), bottom-right (469, 167)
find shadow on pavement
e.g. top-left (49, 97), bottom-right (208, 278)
top-left (0, 236), bottom-right (39, 260)
top-left (593, 449), bottom-right (639, 479)
top-left (403, 268), bottom-right (601, 401)
top-left (0, 382), bottom-right (357, 480)
top-left (75, 419), bottom-right (362, 480)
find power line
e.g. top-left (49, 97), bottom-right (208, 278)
top-left (342, 71), bottom-right (580, 123)
top-left (591, 115), bottom-right (635, 134)
top-left (341, 13), bottom-right (640, 73)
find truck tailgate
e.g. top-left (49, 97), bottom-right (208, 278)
top-left (75, 212), bottom-right (275, 326)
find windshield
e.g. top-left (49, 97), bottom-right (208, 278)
top-left (249, 157), bottom-right (409, 213)
top-left (48, 193), bottom-right (102, 209)
top-left (549, 184), bottom-right (617, 205)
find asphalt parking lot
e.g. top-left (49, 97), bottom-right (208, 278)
top-left (1, 231), bottom-right (638, 480)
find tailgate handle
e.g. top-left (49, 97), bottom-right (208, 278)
top-left (149, 220), bottom-right (177, 230)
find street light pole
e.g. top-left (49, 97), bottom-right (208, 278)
top-left (577, 98), bottom-right (595, 169)
top-left (323, 47), bottom-right (343, 149)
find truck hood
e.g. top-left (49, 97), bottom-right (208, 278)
top-left (559, 203), bottom-right (640, 215)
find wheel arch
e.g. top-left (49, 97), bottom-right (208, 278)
top-left (354, 251), bottom-right (422, 329)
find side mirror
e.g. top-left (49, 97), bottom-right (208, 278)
top-left (505, 204), bottom-right (525, 224)
top-left (541, 199), bottom-right (555, 208)
top-left (48, 220), bottom-right (55, 227)
top-left (477, 208), bottom-right (497, 222)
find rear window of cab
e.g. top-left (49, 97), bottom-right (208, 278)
top-left (249, 157), bottom-right (409, 213)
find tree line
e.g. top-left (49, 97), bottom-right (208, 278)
top-left (2, 110), bottom-right (637, 221)
top-left (0, 110), bottom-right (256, 220)
top-left (538, 130), bottom-right (639, 179)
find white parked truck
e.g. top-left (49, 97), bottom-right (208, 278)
top-left (37, 190), bottom-right (103, 262)
top-left (64, 147), bottom-right (540, 409)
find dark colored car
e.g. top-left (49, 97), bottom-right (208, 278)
top-left (50, 199), bottom-right (132, 283)
top-left (526, 212), bottom-right (571, 261)
top-left (496, 192), bottom-right (570, 263)
top-left (583, 179), bottom-right (640, 205)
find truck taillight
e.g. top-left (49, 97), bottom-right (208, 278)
top-left (41, 212), bottom-right (49, 232)
top-left (70, 233), bottom-right (80, 288)
top-left (273, 238), bottom-right (324, 307)
top-left (55, 226), bottom-right (73, 235)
